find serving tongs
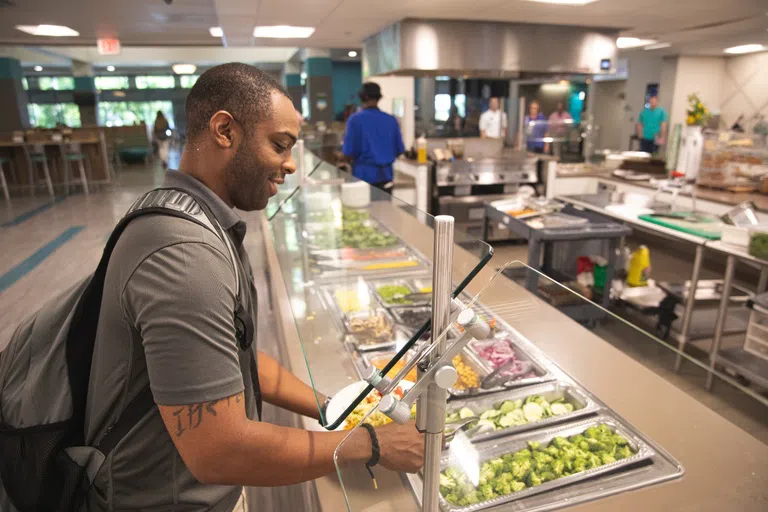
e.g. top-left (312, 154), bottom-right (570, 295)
top-left (480, 359), bottom-right (534, 390)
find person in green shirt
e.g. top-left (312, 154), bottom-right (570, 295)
top-left (636, 95), bottom-right (667, 154)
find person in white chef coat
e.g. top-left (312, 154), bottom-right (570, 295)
top-left (479, 97), bottom-right (507, 139)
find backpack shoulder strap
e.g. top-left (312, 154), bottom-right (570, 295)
top-left (71, 188), bottom-right (243, 456)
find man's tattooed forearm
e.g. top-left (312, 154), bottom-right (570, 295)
top-left (171, 393), bottom-right (242, 437)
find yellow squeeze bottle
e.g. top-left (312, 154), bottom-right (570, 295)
top-left (626, 245), bottom-right (651, 287)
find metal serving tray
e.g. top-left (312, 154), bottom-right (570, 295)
top-left (371, 278), bottom-right (431, 308)
top-left (344, 309), bottom-right (402, 352)
top-left (466, 335), bottom-right (555, 390)
top-left (438, 415), bottom-right (655, 512)
top-left (445, 381), bottom-right (599, 443)
top-left (449, 349), bottom-right (494, 398)
top-left (391, 305), bottom-right (433, 331)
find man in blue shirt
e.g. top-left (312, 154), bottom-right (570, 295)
top-left (523, 101), bottom-right (547, 153)
top-left (636, 95), bottom-right (667, 154)
top-left (342, 82), bottom-right (405, 193)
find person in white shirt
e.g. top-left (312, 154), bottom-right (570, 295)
top-left (479, 97), bottom-right (507, 139)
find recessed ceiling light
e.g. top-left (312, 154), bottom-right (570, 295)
top-left (523, 0), bottom-right (598, 4)
top-left (617, 37), bottom-right (657, 49)
top-left (106, 65), bottom-right (115, 72)
top-left (172, 63), bottom-right (197, 75)
top-left (16, 24), bottom-right (79, 37)
top-left (253, 26), bottom-right (315, 39)
top-left (724, 44), bottom-right (765, 55)
top-left (34, 65), bottom-right (43, 72)
top-left (348, 50), bottom-right (358, 58)
top-left (209, 26), bottom-right (223, 38)
top-left (644, 42), bottom-right (671, 50)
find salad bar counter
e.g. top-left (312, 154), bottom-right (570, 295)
top-left (262, 162), bottom-right (768, 512)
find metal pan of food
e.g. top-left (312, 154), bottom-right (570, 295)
top-left (371, 279), bottom-right (430, 308)
top-left (343, 309), bottom-right (404, 352)
top-left (467, 335), bottom-right (554, 390)
top-left (448, 349), bottom-right (492, 398)
top-left (438, 415), bottom-right (655, 512)
top-left (391, 305), bottom-right (434, 332)
top-left (322, 282), bottom-right (376, 319)
top-left (444, 381), bottom-right (598, 443)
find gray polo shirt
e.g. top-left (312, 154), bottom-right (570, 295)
top-left (85, 171), bottom-right (258, 511)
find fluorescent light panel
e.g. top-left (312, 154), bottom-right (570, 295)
top-left (524, 0), bottom-right (598, 4)
top-left (16, 24), bottom-right (79, 37)
top-left (617, 37), bottom-right (657, 49)
top-left (209, 26), bottom-right (223, 38)
top-left (644, 42), bottom-right (671, 50)
top-left (253, 26), bottom-right (315, 38)
top-left (724, 44), bottom-right (765, 54)
top-left (172, 63), bottom-right (197, 75)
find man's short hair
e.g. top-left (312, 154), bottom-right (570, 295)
top-left (186, 63), bottom-right (289, 141)
top-left (359, 82), bottom-right (382, 102)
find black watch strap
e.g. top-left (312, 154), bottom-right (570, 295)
top-left (360, 423), bottom-right (380, 489)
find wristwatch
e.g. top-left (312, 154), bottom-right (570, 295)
top-left (320, 395), bottom-right (332, 419)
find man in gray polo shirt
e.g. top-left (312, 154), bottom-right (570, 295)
top-left (85, 63), bottom-right (424, 510)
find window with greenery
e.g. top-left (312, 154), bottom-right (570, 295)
top-left (98, 101), bottom-right (175, 129)
top-left (95, 76), bottom-right (130, 90)
top-left (179, 75), bottom-right (199, 88)
top-left (37, 76), bottom-right (75, 91)
top-left (135, 75), bottom-right (175, 89)
top-left (28, 103), bottom-right (82, 128)
top-left (434, 93), bottom-right (451, 122)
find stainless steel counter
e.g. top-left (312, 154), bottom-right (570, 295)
top-left (261, 192), bottom-right (768, 511)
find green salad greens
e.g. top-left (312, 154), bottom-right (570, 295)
top-left (440, 424), bottom-right (635, 506)
top-left (312, 209), bottom-right (399, 250)
top-left (749, 232), bottom-right (768, 261)
top-left (377, 284), bottom-right (413, 305)
top-left (446, 395), bottom-right (575, 431)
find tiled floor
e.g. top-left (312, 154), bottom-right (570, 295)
top-left (2, 166), bottom-right (766, 452)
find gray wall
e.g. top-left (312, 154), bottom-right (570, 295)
top-left (592, 80), bottom-right (626, 151)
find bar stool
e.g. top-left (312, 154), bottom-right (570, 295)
top-left (27, 144), bottom-right (55, 198)
top-left (63, 143), bottom-right (90, 196)
top-left (0, 155), bottom-right (13, 202)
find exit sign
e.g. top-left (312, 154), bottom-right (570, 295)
top-left (97, 38), bottom-right (121, 55)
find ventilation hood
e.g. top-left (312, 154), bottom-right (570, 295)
top-left (363, 19), bottom-right (619, 79)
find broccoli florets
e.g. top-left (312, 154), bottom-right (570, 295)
top-left (527, 441), bottom-right (541, 451)
top-left (551, 436), bottom-right (571, 449)
top-left (478, 484), bottom-right (496, 501)
top-left (514, 448), bottom-right (532, 461)
top-left (511, 481), bottom-right (527, 493)
top-left (493, 479), bottom-right (512, 496)
top-left (526, 471), bottom-right (543, 487)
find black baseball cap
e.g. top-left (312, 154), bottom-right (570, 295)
top-left (359, 82), bottom-right (382, 101)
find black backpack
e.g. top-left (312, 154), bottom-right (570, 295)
top-left (0, 188), bottom-right (260, 511)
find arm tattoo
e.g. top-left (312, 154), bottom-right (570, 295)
top-left (171, 393), bottom-right (243, 437)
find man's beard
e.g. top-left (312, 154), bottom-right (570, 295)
top-left (227, 141), bottom-right (271, 211)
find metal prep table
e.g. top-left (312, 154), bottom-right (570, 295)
top-left (702, 240), bottom-right (768, 397)
top-left (483, 202), bottom-right (631, 323)
top-left (558, 193), bottom-right (720, 371)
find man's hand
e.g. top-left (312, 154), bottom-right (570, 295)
top-left (376, 422), bottom-right (425, 473)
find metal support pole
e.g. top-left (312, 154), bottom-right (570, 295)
top-left (706, 255), bottom-right (736, 390)
top-left (674, 244), bottom-right (704, 371)
top-left (421, 215), bottom-right (454, 512)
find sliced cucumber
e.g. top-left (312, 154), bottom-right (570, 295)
top-left (498, 413), bottom-right (518, 428)
top-left (522, 402), bottom-right (544, 422)
top-left (499, 400), bottom-right (518, 414)
top-left (551, 403), bottom-right (569, 416)
top-left (459, 407), bottom-right (475, 419)
top-left (481, 408), bottom-right (502, 419)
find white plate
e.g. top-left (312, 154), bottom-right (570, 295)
top-left (325, 379), bottom-right (414, 431)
